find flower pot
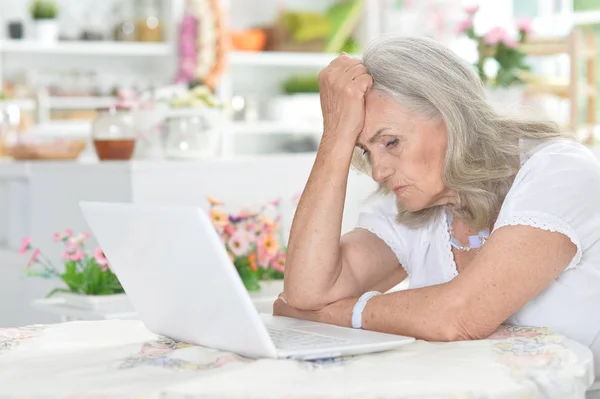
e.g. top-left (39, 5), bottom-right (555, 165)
top-left (266, 94), bottom-right (322, 125)
top-left (250, 280), bottom-right (284, 298)
top-left (8, 21), bottom-right (24, 39)
top-left (57, 292), bottom-right (132, 312)
top-left (33, 19), bottom-right (59, 43)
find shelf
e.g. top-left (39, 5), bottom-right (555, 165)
top-left (26, 120), bottom-right (92, 137)
top-left (24, 119), bottom-right (323, 138)
top-left (0, 99), bottom-right (35, 111)
top-left (1, 96), bottom-right (116, 111)
top-left (229, 51), bottom-right (339, 68)
top-left (534, 10), bottom-right (600, 28)
top-left (0, 40), bottom-right (172, 56)
top-left (229, 121), bottom-right (323, 135)
top-left (573, 10), bottom-right (600, 25)
top-left (519, 37), bottom-right (570, 56)
top-left (49, 96), bottom-right (116, 110)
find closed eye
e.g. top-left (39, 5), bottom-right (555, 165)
top-left (386, 138), bottom-right (399, 148)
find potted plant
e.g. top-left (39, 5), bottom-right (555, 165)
top-left (206, 196), bottom-right (286, 298)
top-left (30, 0), bottom-right (59, 43)
top-left (456, 5), bottom-right (533, 112)
top-left (20, 229), bottom-right (128, 310)
top-left (266, 73), bottom-right (323, 125)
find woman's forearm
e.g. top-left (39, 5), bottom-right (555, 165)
top-left (309, 284), bottom-right (472, 342)
top-left (283, 53), bottom-right (373, 309)
top-left (284, 136), bottom-right (355, 309)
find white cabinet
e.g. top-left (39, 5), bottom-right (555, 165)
top-left (0, 156), bottom-right (377, 327)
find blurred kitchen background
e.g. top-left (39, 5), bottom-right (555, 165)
top-left (0, 0), bottom-right (599, 327)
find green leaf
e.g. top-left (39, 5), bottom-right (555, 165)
top-left (90, 263), bottom-right (102, 295)
top-left (238, 266), bottom-right (260, 292)
top-left (64, 261), bottom-right (77, 276)
top-left (243, 277), bottom-right (261, 292)
top-left (235, 257), bottom-right (251, 270)
top-left (61, 271), bottom-right (84, 293)
top-left (30, 0), bottom-right (58, 20)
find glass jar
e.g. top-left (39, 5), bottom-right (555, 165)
top-left (92, 106), bottom-right (137, 161)
top-left (135, 0), bottom-right (163, 42)
top-left (113, 1), bottom-right (137, 42)
top-left (163, 109), bottom-right (219, 160)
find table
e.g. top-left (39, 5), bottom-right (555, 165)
top-left (0, 319), bottom-right (595, 398)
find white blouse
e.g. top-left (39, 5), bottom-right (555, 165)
top-left (356, 139), bottom-right (600, 379)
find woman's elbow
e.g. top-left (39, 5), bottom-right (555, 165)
top-left (439, 308), bottom-right (499, 342)
top-left (438, 324), bottom-right (492, 342)
top-left (284, 291), bottom-right (327, 311)
top-left (283, 281), bottom-right (329, 311)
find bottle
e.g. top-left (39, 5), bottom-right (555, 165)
top-left (113, 1), bottom-right (137, 42)
top-left (135, 0), bottom-right (163, 42)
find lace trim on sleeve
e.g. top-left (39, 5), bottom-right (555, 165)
top-left (493, 211), bottom-right (582, 271)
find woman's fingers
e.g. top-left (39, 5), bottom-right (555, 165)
top-left (319, 55), bottom-right (361, 86)
top-left (354, 74), bottom-right (374, 93)
top-left (277, 292), bottom-right (288, 304)
top-left (346, 63), bottom-right (368, 80)
top-left (318, 52), bottom-right (373, 140)
top-left (328, 53), bottom-right (361, 71)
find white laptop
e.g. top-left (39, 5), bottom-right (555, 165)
top-left (79, 201), bottom-right (415, 360)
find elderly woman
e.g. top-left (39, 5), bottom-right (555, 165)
top-left (273, 37), bottom-right (600, 380)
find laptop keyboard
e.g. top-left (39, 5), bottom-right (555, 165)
top-left (267, 326), bottom-right (350, 350)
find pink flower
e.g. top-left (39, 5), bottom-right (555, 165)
top-left (69, 250), bottom-right (85, 261)
top-left (257, 245), bottom-right (273, 269)
top-left (484, 27), bottom-right (508, 46)
top-left (94, 247), bottom-right (109, 270)
top-left (247, 223), bottom-right (264, 240)
top-left (223, 224), bottom-right (235, 237)
top-left (502, 36), bottom-right (518, 49)
top-left (456, 19), bottom-right (473, 34)
top-left (262, 216), bottom-right (277, 232)
top-left (464, 4), bottom-right (479, 15)
top-left (516, 17), bottom-right (533, 34)
top-left (237, 207), bottom-right (256, 219)
top-left (228, 231), bottom-right (249, 257)
top-left (26, 248), bottom-right (40, 269)
top-left (53, 228), bottom-right (73, 242)
top-left (68, 232), bottom-right (90, 247)
top-left (19, 237), bottom-right (31, 254)
top-left (268, 198), bottom-right (281, 207)
top-left (61, 247), bottom-right (84, 261)
top-left (270, 252), bottom-right (286, 272)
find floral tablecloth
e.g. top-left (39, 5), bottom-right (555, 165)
top-left (0, 320), bottom-right (595, 399)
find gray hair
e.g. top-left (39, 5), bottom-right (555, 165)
top-left (352, 36), bottom-right (568, 230)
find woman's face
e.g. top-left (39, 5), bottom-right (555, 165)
top-left (356, 90), bottom-right (457, 211)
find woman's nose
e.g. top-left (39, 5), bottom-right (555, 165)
top-left (371, 159), bottom-right (394, 183)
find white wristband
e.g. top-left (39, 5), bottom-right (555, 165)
top-left (351, 291), bottom-right (381, 329)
